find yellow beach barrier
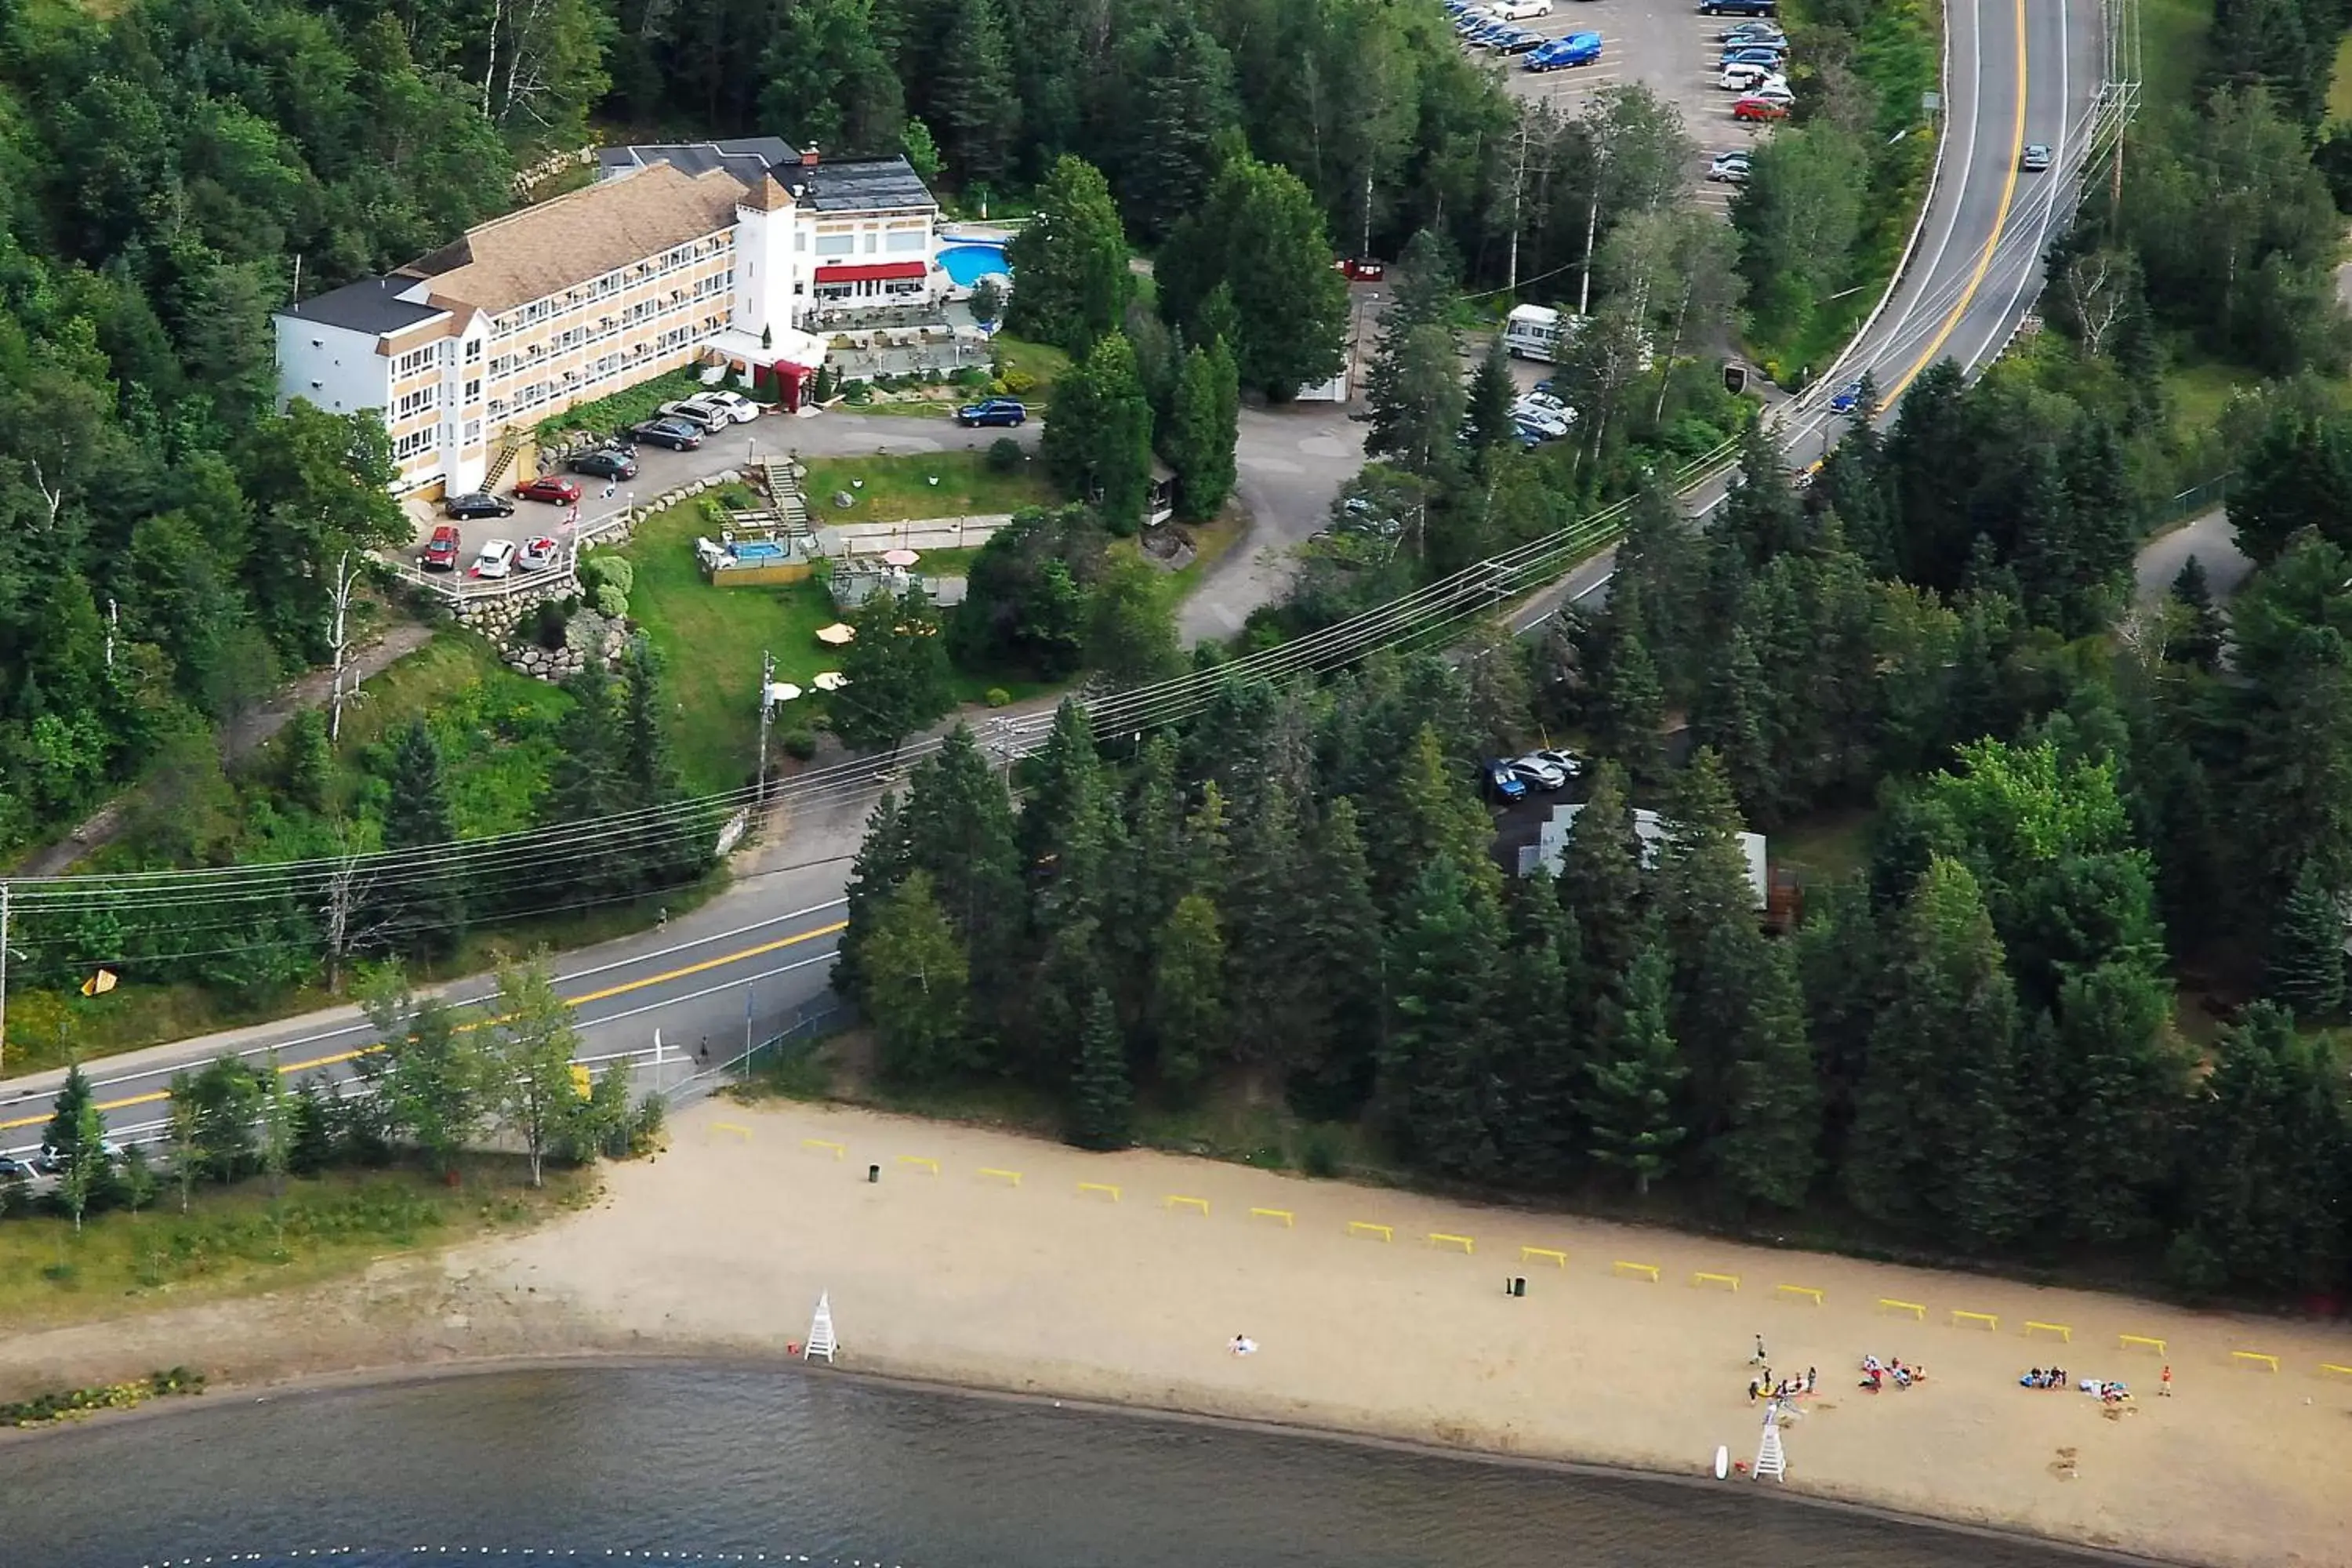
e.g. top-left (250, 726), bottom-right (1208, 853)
top-left (2231, 1351), bottom-right (2280, 1374)
top-left (801, 1138), bottom-right (845, 1160)
top-left (896, 1156), bottom-right (939, 1175)
top-left (711, 1122), bottom-right (751, 1141)
top-left (977, 1167), bottom-right (1022, 1186)
top-left (1428, 1232), bottom-right (1475, 1254)
top-left (1951, 1310), bottom-right (1998, 1332)
top-left (1691, 1272), bottom-right (1740, 1293)
top-left (1775, 1284), bottom-right (1824, 1307)
top-left (1165, 1195), bottom-right (1210, 1216)
top-left (1612, 1261), bottom-right (1661, 1283)
top-left (2118, 1334), bottom-right (2167, 1356)
top-left (1077, 1181), bottom-right (1121, 1203)
top-left (1878, 1298), bottom-right (1926, 1320)
top-left (2025, 1321), bottom-right (2072, 1344)
top-left (1519, 1246), bottom-right (1568, 1269)
top-left (1250, 1207), bottom-right (1294, 1228)
top-left (2318, 1363), bottom-right (2352, 1380)
top-left (1346, 1221), bottom-right (1393, 1243)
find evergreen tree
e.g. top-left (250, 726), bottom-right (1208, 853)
top-left (1557, 759), bottom-right (1647, 1029)
top-left (1491, 869), bottom-right (1585, 1187)
top-left (1690, 623), bottom-right (1776, 822)
top-left (1119, 23), bottom-right (1238, 238)
top-left (1654, 751), bottom-right (1767, 1144)
top-left (542, 668), bottom-right (624, 826)
top-left (283, 708), bottom-right (332, 812)
top-left (42, 1062), bottom-right (98, 1173)
top-left (1719, 418), bottom-right (1806, 568)
top-left (931, 0), bottom-right (1020, 186)
top-left (1287, 795), bottom-right (1388, 1118)
top-left (1374, 723), bottom-right (1498, 903)
top-left (1158, 151), bottom-right (1348, 398)
top-left (900, 727), bottom-right (1025, 1035)
top-left (1381, 854), bottom-right (1505, 1180)
top-left (1163, 337), bottom-right (1240, 520)
top-left (1004, 155), bottom-right (1131, 354)
top-left (1463, 337), bottom-right (1517, 461)
top-left (1845, 857), bottom-right (2025, 1247)
top-left (289, 1079), bottom-right (338, 1174)
top-left (381, 718), bottom-right (466, 958)
top-left (1711, 932), bottom-right (1819, 1208)
top-left (1581, 939), bottom-right (1687, 1195)
top-left (833, 790), bottom-right (913, 1004)
top-left (834, 583), bottom-right (954, 750)
top-left (1220, 768), bottom-right (1312, 1069)
top-left (1362, 322), bottom-right (1465, 478)
top-left (862, 871), bottom-right (974, 1086)
top-left (2268, 858), bottom-right (2347, 1022)
top-left (1066, 985), bottom-right (1134, 1150)
top-left (2169, 554), bottom-right (2226, 670)
top-left (616, 636), bottom-right (697, 886)
top-left (2047, 960), bottom-right (2187, 1243)
top-left (1018, 699), bottom-right (1104, 874)
top-left (1148, 892), bottom-right (1225, 1090)
top-left (1041, 332), bottom-right (1156, 532)
top-left (1594, 627), bottom-right (1668, 793)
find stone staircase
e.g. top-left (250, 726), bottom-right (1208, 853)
top-left (757, 456), bottom-right (815, 543)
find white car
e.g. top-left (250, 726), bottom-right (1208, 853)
top-left (700, 390), bottom-right (762, 423)
top-left (1492, 0), bottom-right (1554, 16)
top-left (656, 399), bottom-right (731, 433)
top-left (1719, 62), bottom-right (1783, 90)
top-left (1708, 150), bottom-right (1753, 182)
top-left (472, 539), bottom-right (517, 578)
top-left (1507, 754), bottom-right (1572, 791)
top-left (1742, 78), bottom-right (1795, 106)
top-left (517, 535), bottom-right (561, 572)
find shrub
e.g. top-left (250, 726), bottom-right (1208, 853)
top-left (842, 379), bottom-right (871, 401)
top-left (955, 365), bottom-right (990, 388)
top-left (580, 554), bottom-right (633, 597)
top-left (780, 728), bottom-right (818, 760)
top-left (986, 437), bottom-right (1024, 474)
top-left (985, 687), bottom-right (1012, 708)
top-left (532, 599), bottom-right (569, 650)
top-left (593, 583), bottom-right (628, 619)
top-left (1001, 368), bottom-right (1038, 395)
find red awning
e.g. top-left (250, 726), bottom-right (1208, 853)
top-left (813, 261), bottom-right (927, 284)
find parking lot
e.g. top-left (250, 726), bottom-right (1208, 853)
top-left (1463, 0), bottom-right (1781, 216)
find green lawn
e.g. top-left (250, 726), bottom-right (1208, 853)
top-left (336, 633), bottom-right (572, 838)
top-left (616, 495), bottom-right (846, 794)
top-left (2334, 31), bottom-right (2352, 123)
top-left (993, 333), bottom-right (1071, 401)
top-left (534, 368), bottom-right (709, 445)
top-left (2143, 0), bottom-right (2213, 110)
top-left (802, 450), bottom-right (1056, 525)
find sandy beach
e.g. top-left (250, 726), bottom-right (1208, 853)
top-left (5, 1096), bottom-right (2350, 1567)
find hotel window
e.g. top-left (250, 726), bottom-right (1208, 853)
top-left (488, 397), bottom-right (509, 419)
top-left (394, 346), bottom-right (434, 379)
top-left (463, 378), bottom-right (481, 403)
top-left (464, 339), bottom-right (482, 363)
top-left (392, 428), bottom-right (432, 459)
top-left (886, 229), bottom-right (925, 253)
top-left (815, 232), bottom-right (855, 256)
top-left (394, 387), bottom-right (434, 419)
top-left (463, 418), bottom-right (482, 445)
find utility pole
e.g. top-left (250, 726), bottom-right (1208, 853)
top-left (1579, 145), bottom-right (1609, 318)
top-left (1360, 170), bottom-right (1374, 263)
top-left (756, 648), bottom-right (775, 809)
top-left (0, 882), bottom-right (9, 1077)
top-left (327, 551), bottom-right (360, 742)
top-left (1507, 118), bottom-right (1532, 294)
top-left (104, 599), bottom-right (117, 673)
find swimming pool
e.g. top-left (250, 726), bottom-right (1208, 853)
top-left (730, 540), bottom-right (788, 561)
top-left (938, 242), bottom-right (1011, 289)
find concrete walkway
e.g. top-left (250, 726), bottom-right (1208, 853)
top-left (2134, 508), bottom-right (2249, 606)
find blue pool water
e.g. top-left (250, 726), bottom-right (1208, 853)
top-left (731, 541), bottom-right (786, 561)
top-left (938, 242), bottom-right (1011, 289)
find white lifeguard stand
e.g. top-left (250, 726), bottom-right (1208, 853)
top-left (1752, 1413), bottom-right (1786, 1482)
top-left (804, 1291), bottom-right (837, 1363)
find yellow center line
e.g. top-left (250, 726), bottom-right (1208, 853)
top-left (1884, 0), bottom-right (2030, 405)
top-left (0, 920), bottom-right (848, 1132)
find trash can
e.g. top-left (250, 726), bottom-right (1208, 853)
top-left (1511, 1276), bottom-right (1528, 1298)
top-left (868, 1163), bottom-right (880, 1184)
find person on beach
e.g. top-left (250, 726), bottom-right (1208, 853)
top-left (1753, 1334), bottom-right (1767, 1367)
top-left (1806, 1367), bottom-right (1817, 1394)
top-left (1229, 1334), bottom-right (1258, 1356)
top-left (1748, 1379), bottom-right (1760, 1404)
top-left (2161, 1364), bottom-right (2172, 1397)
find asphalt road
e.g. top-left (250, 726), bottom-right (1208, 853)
top-left (0, 0), bottom-right (2106, 1153)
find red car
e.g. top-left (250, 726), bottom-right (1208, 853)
top-left (421, 524), bottom-right (462, 572)
top-left (514, 474), bottom-right (583, 505)
top-left (1733, 96), bottom-right (1788, 122)
top-left (1337, 257), bottom-right (1386, 281)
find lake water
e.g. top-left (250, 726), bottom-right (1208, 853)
top-left (0, 1365), bottom-right (2139, 1568)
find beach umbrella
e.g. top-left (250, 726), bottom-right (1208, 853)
top-left (764, 682), bottom-right (803, 706)
top-left (815, 622), bottom-right (856, 645)
top-left (882, 548), bottom-right (920, 568)
top-left (813, 671), bottom-right (849, 691)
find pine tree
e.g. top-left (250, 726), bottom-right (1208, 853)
top-left (1220, 768), bottom-right (1311, 1069)
top-left (1164, 337), bottom-right (1240, 520)
top-left (2049, 960), bottom-right (2186, 1243)
top-left (1463, 337), bottom-right (1517, 461)
top-left (1719, 418), bottom-right (1805, 568)
top-left (2169, 554), bottom-right (2225, 670)
top-left (932, 0), bottom-right (1019, 186)
top-left (1375, 723), bottom-right (1498, 904)
top-left (1158, 151), bottom-right (1347, 398)
top-left (862, 871), bottom-right (974, 1087)
top-left (835, 583), bottom-right (954, 750)
top-left (1491, 869), bottom-right (1585, 1187)
top-left (1595, 626), bottom-right (1668, 792)
top-left (1066, 985), bottom-right (1134, 1150)
top-left (834, 790), bottom-right (914, 1004)
top-left (1581, 939), bottom-right (1687, 1195)
top-left (1381, 854), bottom-right (1505, 1179)
top-left (1004, 155), bottom-right (1131, 355)
top-left (901, 726), bottom-right (1024, 1040)
top-left (380, 718), bottom-right (466, 959)
top-left (2269, 858), bottom-right (2347, 1022)
top-left (542, 669), bottom-right (624, 826)
top-left (1845, 857), bottom-right (2025, 1247)
top-left (1654, 751), bottom-right (1766, 1142)
top-left (283, 708), bottom-right (332, 812)
top-left (1712, 932), bottom-right (1820, 1208)
top-left (1041, 332), bottom-right (1155, 532)
top-left (616, 635), bottom-right (698, 887)
top-left (1690, 623), bottom-right (1777, 822)
top-left (1120, 23), bottom-right (1237, 238)
top-left (1557, 759), bottom-right (1647, 1029)
top-left (1018, 699), bottom-right (1103, 873)
top-left (1287, 795), bottom-right (1387, 1118)
top-left (1148, 893), bottom-right (1225, 1090)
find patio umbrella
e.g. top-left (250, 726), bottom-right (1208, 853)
top-left (764, 682), bottom-right (804, 706)
top-left (813, 671), bottom-right (849, 692)
top-left (815, 622), bottom-right (856, 645)
top-left (882, 548), bottom-right (920, 568)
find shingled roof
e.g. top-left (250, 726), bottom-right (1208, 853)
top-left (397, 164), bottom-right (746, 315)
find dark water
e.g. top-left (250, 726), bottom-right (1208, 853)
top-left (0, 1366), bottom-right (2133, 1567)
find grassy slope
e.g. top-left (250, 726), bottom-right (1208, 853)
top-left (802, 450), bottom-right (1057, 524)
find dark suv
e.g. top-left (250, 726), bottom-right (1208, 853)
top-left (444, 492), bottom-right (515, 520)
top-left (568, 448), bottom-right (638, 481)
top-left (629, 418), bottom-right (704, 451)
top-left (1700, 0), bottom-right (1775, 15)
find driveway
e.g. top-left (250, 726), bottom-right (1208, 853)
top-left (398, 408), bottom-right (1042, 574)
top-left (1178, 400), bottom-right (1368, 645)
top-left (2135, 508), bottom-right (2251, 606)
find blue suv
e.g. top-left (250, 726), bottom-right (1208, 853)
top-left (1528, 31), bottom-right (1603, 68)
top-left (955, 397), bottom-right (1028, 428)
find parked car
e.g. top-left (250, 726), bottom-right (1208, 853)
top-left (1492, 0), bottom-right (1554, 17)
top-left (518, 535), bottom-right (561, 572)
top-left (1338, 256), bottom-right (1387, 281)
top-left (657, 399), bottom-right (731, 433)
top-left (1528, 746), bottom-right (1584, 779)
top-left (1494, 27), bottom-right (1545, 52)
top-left (1466, 20), bottom-right (1513, 43)
top-left (1719, 62), bottom-right (1781, 90)
top-left (1718, 20), bottom-right (1787, 42)
top-left (1828, 379), bottom-right (1865, 415)
top-left (1481, 760), bottom-right (1529, 803)
top-left (1528, 31), bottom-right (1602, 67)
top-left (1512, 402), bottom-right (1573, 440)
top-left (1700, 0), bottom-right (1776, 16)
top-left (1507, 754), bottom-right (1571, 791)
top-left (444, 491), bottom-right (514, 520)
top-left (421, 523), bottom-right (463, 571)
top-left (629, 418), bottom-right (705, 450)
top-left (1741, 78), bottom-right (1795, 106)
top-left (1733, 95), bottom-right (1789, 121)
top-left (956, 397), bottom-right (1028, 427)
top-left (1708, 150), bottom-right (1753, 182)
top-left (567, 448), bottom-right (638, 481)
top-left (2020, 142), bottom-right (2053, 172)
top-left (701, 390), bottom-right (762, 423)
top-left (0, 1154), bottom-right (35, 1179)
top-left (472, 539), bottom-right (518, 578)
top-left (514, 474), bottom-right (582, 505)
top-left (1721, 44), bottom-right (1786, 67)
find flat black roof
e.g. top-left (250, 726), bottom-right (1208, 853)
top-left (597, 140), bottom-right (797, 186)
top-left (798, 157), bottom-right (937, 214)
top-left (279, 276), bottom-right (446, 336)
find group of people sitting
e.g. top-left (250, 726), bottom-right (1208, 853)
top-left (2020, 1367), bottom-right (2132, 1402)
top-left (2019, 1366), bottom-right (2071, 1389)
top-left (1747, 1367), bottom-right (1817, 1403)
top-left (1858, 1354), bottom-right (1925, 1392)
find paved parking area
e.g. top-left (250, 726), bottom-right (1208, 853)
top-left (399, 410), bottom-right (1042, 575)
top-left (1468, 0), bottom-right (1780, 215)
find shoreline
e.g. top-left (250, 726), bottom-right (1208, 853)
top-left (0, 1344), bottom-right (2182, 1568)
top-left (3, 1098), bottom-right (2347, 1567)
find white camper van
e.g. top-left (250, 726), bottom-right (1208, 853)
top-left (1502, 304), bottom-right (1566, 362)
